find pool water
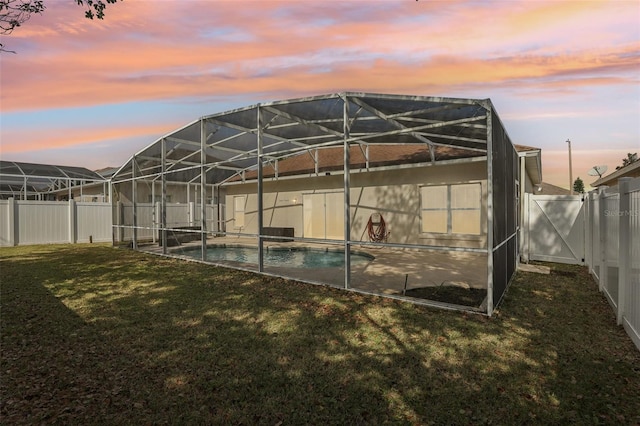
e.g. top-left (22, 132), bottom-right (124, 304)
top-left (180, 245), bottom-right (373, 268)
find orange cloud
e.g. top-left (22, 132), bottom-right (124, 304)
top-left (504, 0), bottom-right (610, 33)
top-left (2, 0), bottom-right (637, 113)
top-left (1, 0), bottom-right (637, 189)
top-left (2, 40), bottom-right (637, 113)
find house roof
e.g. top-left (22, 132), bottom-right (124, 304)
top-left (235, 143), bottom-right (539, 181)
top-left (239, 144), bottom-right (484, 180)
top-left (513, 144), bottom-right (539, 152)
top-left (535, 182), bottom-right (571, 195)
top-left (591, 160), bottom-right (640, 187)
top-left (515, 145), bottom-right (542, 186)
top-left (110, 92), bottom-right (517, 186)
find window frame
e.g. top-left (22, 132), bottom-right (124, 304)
top-left (420, 182), bottom-right (482, 236)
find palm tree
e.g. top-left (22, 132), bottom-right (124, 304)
top-left (616, 153), bottom-right (638, 170)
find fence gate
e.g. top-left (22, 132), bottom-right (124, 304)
top-left (525, 194), bottom-right (585, 265)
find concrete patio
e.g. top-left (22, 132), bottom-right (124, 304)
top-left (140, 236), bottom-right (488, 304)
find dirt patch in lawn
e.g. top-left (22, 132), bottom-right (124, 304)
top-left (402, 285), bottom-right (487, 307)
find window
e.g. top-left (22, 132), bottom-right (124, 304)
top-left (421, 183), bottom-right (481, 235)
top-left (233, 196), bottom-right (245, 228)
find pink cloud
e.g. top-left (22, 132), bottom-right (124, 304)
top-left (3, 1), bottom-right (637, 111)
top-left (2, 40), bottom-right (637, 113)
top-left (1, 0), bottom-right (638, 190)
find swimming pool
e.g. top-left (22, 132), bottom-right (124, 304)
top-left (179, 245), bottom-right (374, 268)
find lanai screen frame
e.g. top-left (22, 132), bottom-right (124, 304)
top-left (110, 92), bottom-right (519, 315)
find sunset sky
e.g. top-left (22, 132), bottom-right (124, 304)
top-left (1, 0), bottom-right (638, 189)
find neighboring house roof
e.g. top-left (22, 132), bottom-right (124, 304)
top-left (516, 145), bottom-right (542, 186)
top-left (534, 182), bottom-right (571, 195)
top-left (95, 166), bottom-right (119, 179)
top-left (591, 160), bottom-right (640, 187)
top-left (513, 144), bottom-right (539, 152)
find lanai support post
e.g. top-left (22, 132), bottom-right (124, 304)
top-left (108, 179), bottom-right (114, 244)
top-left (161, 138), bottom-right (168, 253)
top-left (343, 94), bottom-right (352, 289)
top-left (151, 180), bottom-right (156, 244)
top-left (486, 107), bottom-right (494, 316)
top-left (200, 120), bottom-right (208, 262)
top-left (257, 106), bottom-right (265, 272)
top-left (132, 156), bottom-right (138, 250)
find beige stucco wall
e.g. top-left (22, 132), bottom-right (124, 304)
top-left (113, 181), bottom-right (213, 205)
top-left (224, 160), bottom-right (488, 248)
top-left (63, 184), bottom-right (108, 202)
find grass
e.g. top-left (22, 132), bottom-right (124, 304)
top-left (1, 244), bottom-right (639, 425)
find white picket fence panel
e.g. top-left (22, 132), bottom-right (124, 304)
top-left (524, 194), bottom-right (585, 264)
top-left (0, 200), bottom-right (9, 246)
top-left (114, 202), bottom-right (223, 244)
top-left (584, 177), bottom-right (640, 350)
top-left (524, 177), bottom-right (639, 350)
top-left (77, 202), bottom-right (113, 243)
top-left (1, 199), bottom-right (224, 247)
top-left (0, 199), bottom-right (112, 246)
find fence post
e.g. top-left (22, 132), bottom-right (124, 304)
top-left (69, 199), bottom-right (77, 243)
top-left (189, 201), bottom-right (195, 226)
top-left (8, 197), bottom-right (16, 246)
top-left (522, 192), bottom-right (530, 263)
top-left (617, 178), bottom-right (631, 325)
top-left (117, 201), bottom-right (124, 243)
top-left (583, 193), bottom-right (590, 268)
top-left (591, 191), bottom-right (600, 278)
top-left (598, 186), bottom-right (607, 292)
top-left (154, 202), bottom-right (161, 244)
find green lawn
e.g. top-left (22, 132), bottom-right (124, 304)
top-left (1, 244), bottom-right (638, 425)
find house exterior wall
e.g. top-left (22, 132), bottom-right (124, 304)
top-left (63, 184), bottom-right (109, 202)
top-left (113, 181), bottom-right (214, 205)
top-left (224, 160), bottom-right (488, 248)
top-left (523, 169), bottom-right (534, 194)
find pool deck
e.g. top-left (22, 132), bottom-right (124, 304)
top-left (139, 236), bottom-right (488, 300)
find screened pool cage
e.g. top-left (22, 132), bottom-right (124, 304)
top-left (110, 93), bottom-right (518, 315)
top-left (0, 161), bottom-right (108, 201)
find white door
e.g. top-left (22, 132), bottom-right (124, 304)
top-left (303, 192), bottom-right (344, 240)
top-left (526, 194), bottom-right (585, 265)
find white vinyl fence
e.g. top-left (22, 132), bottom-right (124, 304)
top-left (524, 194), bottom-right (585, 264)
top-left (114, 201), bottom-right (222, 244)
top-left (523, 177), bottom-right (639, 350)
top-left (0, 198), bottom-right (112, 246)
top-left (0, 199), bottom-right (224, 247)
top-left (584, 177), bottom-right (640, 350)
